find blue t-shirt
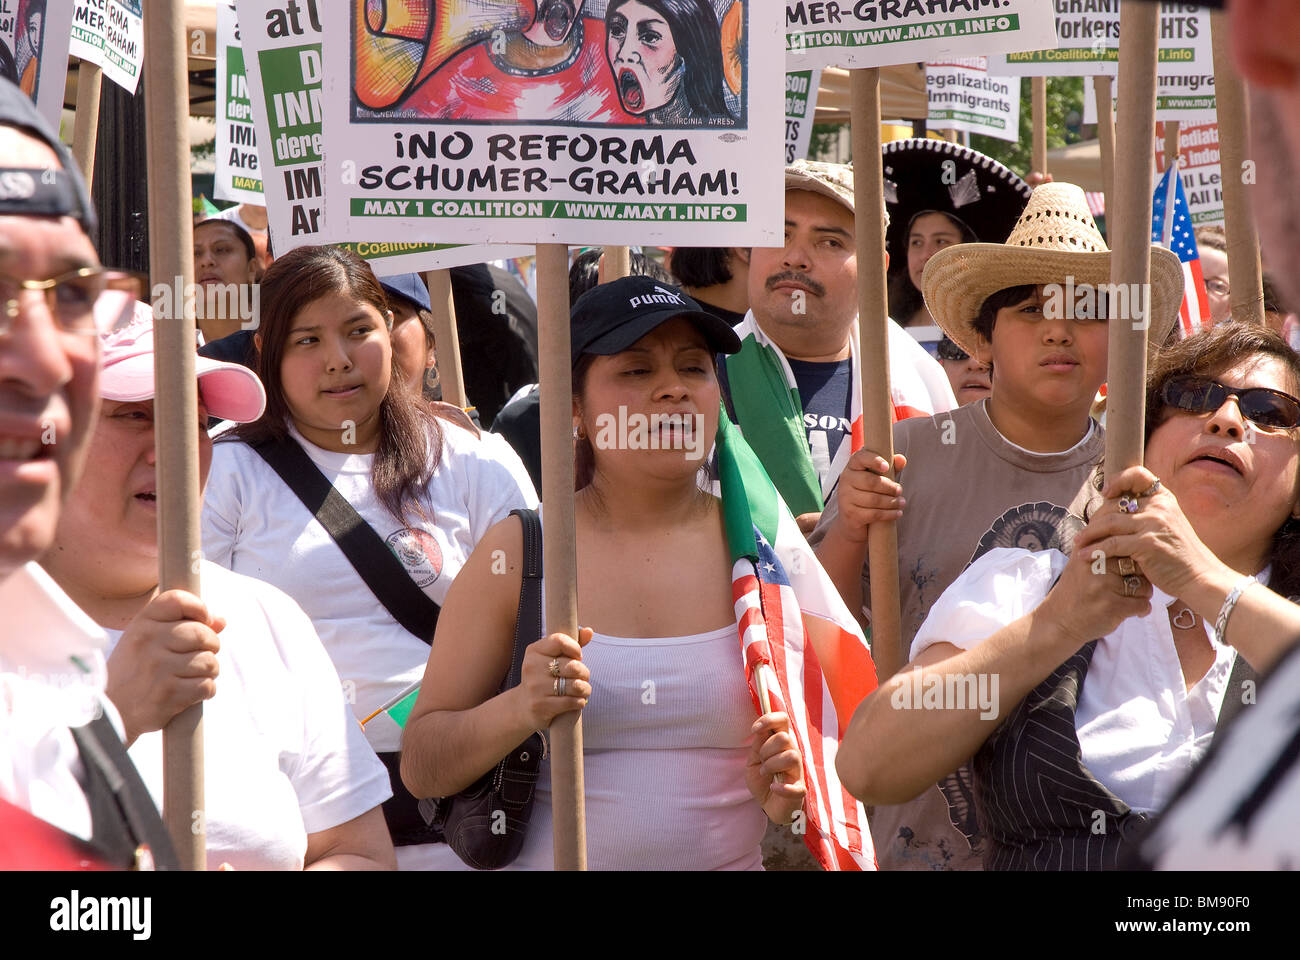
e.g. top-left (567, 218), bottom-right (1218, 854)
top-left (787, 356), bottom-right (853, 502)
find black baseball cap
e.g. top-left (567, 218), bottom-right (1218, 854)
top-left (0, 76), bottom-right (96, 236)
top-left (570, 275), bottom-right (741, 367)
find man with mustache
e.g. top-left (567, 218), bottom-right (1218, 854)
top-left (0, 77), bottom-right (178, 868)
top-left (719, 161), bottom-right (954, 535)
top-left (401, 0), bottom-right (639, 124)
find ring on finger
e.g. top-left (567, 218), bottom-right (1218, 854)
top-left (1116, 557), bottom-right (1136, 577)
top-left (1141, 479), bottom-right (1162, 498)
top-left (1118, 494), bottom-right (1140, 514)
top-left (554, 677), bottom-right (567, 697)
top-left (549, 658), bottom-right (561, 678)
top-left (1123, 574), bottom-right (1144, 597)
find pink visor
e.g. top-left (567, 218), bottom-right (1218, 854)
top-left (99, 301), bottom-right (266, 423)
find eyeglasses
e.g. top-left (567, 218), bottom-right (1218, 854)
top-left (1161, 374), bottom-right (1300, 430)
top-left (0, 266), bottom-right (108, 336)
top-left (936, 338), bottom-right (969, 362)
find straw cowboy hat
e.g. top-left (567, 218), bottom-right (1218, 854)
top-left (921, 182), bottom-right (1183, 358)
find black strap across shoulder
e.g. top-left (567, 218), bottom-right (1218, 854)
top-left (251, 434), bottom-right (439, 644)
top-left (71, 711), bottom-right (180, 870)
top-left (508, 507), bottom-right (543, 690)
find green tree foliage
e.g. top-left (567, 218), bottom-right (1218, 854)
top-left (972, 76), bottom-right (1086, 178)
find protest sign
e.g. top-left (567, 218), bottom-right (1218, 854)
top-left (320, 0), bottom-right (784, 246)
top-left (1154, 119), bottom-right (1222, 226)
top-left (926, 58), bottom-right (1020, 141)
top-left (235, 0), bottom-right (525, 274)
top-left (785, 0), bottom-right (1057, 70)
top-left (70, 0), bottom-right (144, 94)
top-left (785, 69), bottom-right (821, 163)
top-left (2, 0), bottom-right (73, 129)
top-left (215, 2), bottom-right (263, 204)
top-left (991, 1), bottom-right (1209, 78)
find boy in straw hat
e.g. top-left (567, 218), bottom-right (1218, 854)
top-left (811, 181), bottom-right (1182, 870)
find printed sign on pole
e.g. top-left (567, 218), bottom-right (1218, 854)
top-left (1155, 120), bottom-right (1222, 226)
top-left (785, 69), bottom-right (821, 164)
top-left (216, 3), bottom-right (264, 204)
top-left (235, 0), bottom-right (525, 274)
top-left (990, 2), bottom-right (1209, 77)
top-left (926, 58), bottom-right (1020, 142)
top-left (320, 0), bottom-right (784, 247)
top-left (785, 0), bottom-right (1058, 70)
top-left (70, 0), bottom-right (145, 94)
top-left (3, 0), bottom-right (74, 130)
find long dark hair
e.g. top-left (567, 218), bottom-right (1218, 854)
top-left (224, 245), bottom-right (442, 525)
top-left (607, 0), bottom-right (732, 120)
top-left (1093, 322), bottom-right (1300, 598)
top-left (889, 210), bottom-right (979, 324)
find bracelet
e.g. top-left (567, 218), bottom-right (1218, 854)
top-left (1214, 575), bottom-right (1258, 645)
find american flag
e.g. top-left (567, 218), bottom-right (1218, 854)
top-left (718, 410), bottom-right (879, 870)
top-left (1152, 166), bottom-right (1211, 338)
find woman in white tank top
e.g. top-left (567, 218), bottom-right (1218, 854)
top-left (399, 277), bottom-right (807, 869)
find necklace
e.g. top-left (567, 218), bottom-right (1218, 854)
top-left (1171, 606), bottom-right (1198, 630)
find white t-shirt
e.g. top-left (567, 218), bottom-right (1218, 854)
top-left (103, 562), bottom-right (392, 871)
top-left (200, 420), bottom-right (538, 754)
top-left (0, 563), bottom-right (124, 843)
top-left (911, 547), bottom-right (1240, 814)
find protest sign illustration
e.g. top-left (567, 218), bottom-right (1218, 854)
top-left (70, 0), bottom-right (144, 94)
top-left (322, 0), bottom-right (783, 246)
top-left (785, 68), bottom-right (820, 163)
top-left (236, 0), bottom-right (526, 273)
top-left (2, 0), bottom-right (73, 128)
top-left (785, 0), bottom-right (1057, 69)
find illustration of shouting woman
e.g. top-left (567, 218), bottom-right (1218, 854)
top-left (605, 0), bottom-right (736, 125)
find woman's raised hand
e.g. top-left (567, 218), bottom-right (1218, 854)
top-left (1076, 465), bottom-right (1228, 602)
top-left (513, 628), bottom-right (594, 731)
top-left (745, 711), bottom-right (806, 826)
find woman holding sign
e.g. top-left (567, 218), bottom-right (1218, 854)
top-left (200, 246), bottom-right (537, 870)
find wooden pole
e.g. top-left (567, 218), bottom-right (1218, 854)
top-left (423, 270), bottom-right (468, 408)
top-left (1105, 3), bottom-right (1159, 474)
top-left (605, 246), bottom-right (631, 281)
top-left (1094, 76), bottom-right (1116, 232)
top-left (143, 0), bottom-right (204, 870)
top-left (849, 69), bottom-right (903, 681)
top-left (71, 61), bottom-right (103, 194)
top-left (1211, 10), bottom-right (1265, 326)
top-left (1163, 121), bottom-right (1181, 175)
top-left (1031, 77), bottom-right (1047, 175)
top-left (536, 242), bottom-right (586, 870)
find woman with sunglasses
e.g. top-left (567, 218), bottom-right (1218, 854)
top-left (836, 322), bottom-right (1300, 870)
top-left (935, 335), bottom-right (991, 406)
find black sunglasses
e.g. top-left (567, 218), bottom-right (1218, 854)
top-left (936, 337), bottom-right (969, 362)
top-left (1161, 374), bottom-right (1300, 430)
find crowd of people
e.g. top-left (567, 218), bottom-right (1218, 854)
top-left (3, 0), bottom-right (1300, 873)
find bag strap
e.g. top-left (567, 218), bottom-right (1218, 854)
top-left (251, 435), bottom-right (440, 645)
top-left (506, 507), bottom-right (543, 691)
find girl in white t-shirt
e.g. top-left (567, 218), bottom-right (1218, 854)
top-left (400, 276), bottom-right (806, 870)
top-left (199, 246), bottom-right (537, 870)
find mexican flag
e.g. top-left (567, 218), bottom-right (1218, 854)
top-left (717, 409), bottom-right (880, 871)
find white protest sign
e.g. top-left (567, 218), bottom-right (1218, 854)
top-left (320, 1), bottom-right (784, 246)
top-left (235, 0), bottom-right (525, 274)
top-left (2, 0), bottom-right (74, 130)
top-left (785, 0), bottom-right (1058, 70)
top-left (785, 69), bottom-right (821, 163)
top-left (70, 0), bottom-right (144, 94)
top-left (216, 3), bottom-right (263, 204)
top-left (991, 1), bottom-right (1209, 77)
top-left (926, 58), bottom-right (1020, 141)
top-left (1155, 119), bottom-right (1222, 226)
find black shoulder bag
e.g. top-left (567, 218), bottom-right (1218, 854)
top-left (429, 506), bottom-right (546, 870)
top-left (252, 436), bottom-right (544, 863)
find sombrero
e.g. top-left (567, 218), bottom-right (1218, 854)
top-left (883, 138), bottom-right (1032, 258)
top-left (922, 182), bottom-right (1183, 358)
